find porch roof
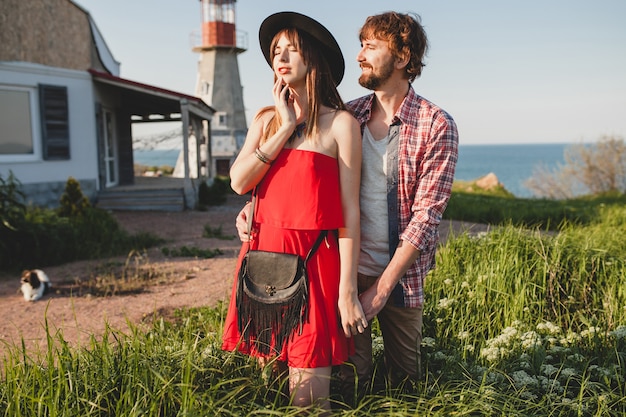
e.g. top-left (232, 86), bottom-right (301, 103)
top-left (88, 69), bottom-right (215, 121)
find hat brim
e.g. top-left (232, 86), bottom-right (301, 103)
top-left (259, 11), bottom-right (345, 86)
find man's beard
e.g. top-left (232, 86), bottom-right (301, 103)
top-left (358, 58), bottom-right (395, 90)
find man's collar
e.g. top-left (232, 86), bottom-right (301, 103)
top-left (393, 85), bottom-right (419, 125)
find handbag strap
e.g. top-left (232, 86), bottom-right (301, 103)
top-left (304, 230), bottom-right (328, 264)
top-left (245, 189), bottom-right (256, 239)
top-left (246, 188), bottom-right (328, 263)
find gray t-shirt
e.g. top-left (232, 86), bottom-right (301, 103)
top-left (359, 126), bottom-right (390, 276)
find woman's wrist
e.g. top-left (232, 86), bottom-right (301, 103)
top-left (254, 147), bottom-right (274, 165)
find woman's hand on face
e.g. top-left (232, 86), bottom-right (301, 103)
top-left (272, 77), bottom-right (296, 130)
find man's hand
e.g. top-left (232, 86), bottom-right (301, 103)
top-left (358, 283), bottom-right (390, 322)
top-left (235, 202), bottom-right (252, 242)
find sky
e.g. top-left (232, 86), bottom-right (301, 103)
top-left (72, 0), bottom-right (626, 145)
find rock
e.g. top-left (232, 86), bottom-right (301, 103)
top-left (475, 172), bottom-right (501, 190)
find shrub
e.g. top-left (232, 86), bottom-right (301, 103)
top-left (525, 136), bottom-right (626, 199)
top-left (0, 171), bottom-right (28, 267)
top-left (57, 177), bottom-right (91, 217)
top-left (0, 173), bottom-right (163, 271)
top-left (198, 176), bottom-right (231, 208)
top-left (0, 170), bottom-right (26, 230)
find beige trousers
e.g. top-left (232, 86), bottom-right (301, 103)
top-left (339, 273), bottom-right (423, 395)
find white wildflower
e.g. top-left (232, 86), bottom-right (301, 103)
top-left (567, 353), bottom-right (585, 363)
top-left (537, 321), bottom-right (561, 335)
top-left (541, 364), bottom-right (558, 377)
top-left (372, 335), bottom-right (384, 355)
top-left (501, 325), bottom-right (519, 341)
top-left (485, 371), bottom-right (502, 385)
top-left (461, 281), bottom-right (470, 289)
top-left (560, 368), bottom-right (577, 378)
top-left (521, 331), bottom-right (542, 350)
top-left (511, 370), bottom-right (539, 389)
top-left (464, 344), bottom-right (475, 353)
top-left (444, 278), bottom-right (454, 286)
top-left (588, 365), bottom-right (612, 378)
top-left (546, 336), bottom-right (559, 346)
top-left (580, 326), bottom-right (601, 338)
top-left (561, 331), bottom-right (581, 346)
top-left (457, 331), bottom-right (471, 340)
top-left (438, 297), bottom-right (455, 309)
top-left (537, 375), bottom-right (564, 394)
top-left (421, 337), bottom-right (436, 348)
top-left (480, 346), bottom-right (503, 363)
top-left (519, 391), bottom-right (538, 401)
top-left (610, 325), bottom-right (626, 340)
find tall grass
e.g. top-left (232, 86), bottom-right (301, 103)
top-left (1, 206), bottom-right (625, 415)
top-left (424, 204), bottom-right (626, 415)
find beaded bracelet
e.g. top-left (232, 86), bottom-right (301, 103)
top-left (254, 148), bottom-right (274, 165)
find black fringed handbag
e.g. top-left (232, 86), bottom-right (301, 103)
top-left (236, 193), bottom-right (327, 355)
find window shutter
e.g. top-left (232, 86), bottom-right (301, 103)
top-left (39, 84), bottom-right (70, 160)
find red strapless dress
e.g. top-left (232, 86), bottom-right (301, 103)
top-left (222, 148), bottom-right (352, 368)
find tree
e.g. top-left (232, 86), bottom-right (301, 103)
top-left (525, 136), bottom-right (626, 199)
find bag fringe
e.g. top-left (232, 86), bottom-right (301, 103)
top-left (236, 267), bottom-right (308, 355)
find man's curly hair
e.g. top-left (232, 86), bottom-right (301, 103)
top-left (359, 12), bottom-right (429, 83)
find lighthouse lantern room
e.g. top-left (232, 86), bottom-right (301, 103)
top-left (201, 0), bottom-right (236, 47)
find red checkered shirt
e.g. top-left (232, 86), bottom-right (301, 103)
top-left (347, 86), bottom-right (458, 307)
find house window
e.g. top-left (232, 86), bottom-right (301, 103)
top-left (0, 86), bottom-right (39, 161)
top-left (39, 84), bottom-right (70, 160)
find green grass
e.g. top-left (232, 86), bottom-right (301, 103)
top-left (2, 196), bottom-right (625, 415)
top-left (444, 190), bottom-right (626, 230)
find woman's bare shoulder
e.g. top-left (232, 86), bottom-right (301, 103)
top-left (330, 109), bottom-right (360, 131)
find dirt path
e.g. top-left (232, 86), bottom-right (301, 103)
top-left (0, 194), bottom-right (488, 360)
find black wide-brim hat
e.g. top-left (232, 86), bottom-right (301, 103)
top-left (259, 11), bottom-right (345, 86)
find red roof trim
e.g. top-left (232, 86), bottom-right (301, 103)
top-left (88, 68), bottom-right (213, 110)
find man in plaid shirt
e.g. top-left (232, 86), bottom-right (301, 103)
top-left (339, 11), bottom-right (458, 395)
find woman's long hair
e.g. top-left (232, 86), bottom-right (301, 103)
top-left (259, 28), bottom-right (346, 144)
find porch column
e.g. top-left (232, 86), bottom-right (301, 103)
top-left (180, 99), bottom-right (196, 209)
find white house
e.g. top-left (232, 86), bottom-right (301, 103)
top-left (0, 0), bottom-right (215, 210)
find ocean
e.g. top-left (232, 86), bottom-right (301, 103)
top-left (134, 143), bottom-right (570, 198)
top-left (455, 143), bottom-right (568, 197)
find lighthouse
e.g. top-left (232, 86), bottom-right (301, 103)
top-left (194, 0), bottom-right (247, 177)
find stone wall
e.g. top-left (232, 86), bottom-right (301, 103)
top-left (20, 179), bottom-right (97, 208)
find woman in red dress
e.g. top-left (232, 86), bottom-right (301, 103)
top-left (221, 11), bottom-right (366, 410)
